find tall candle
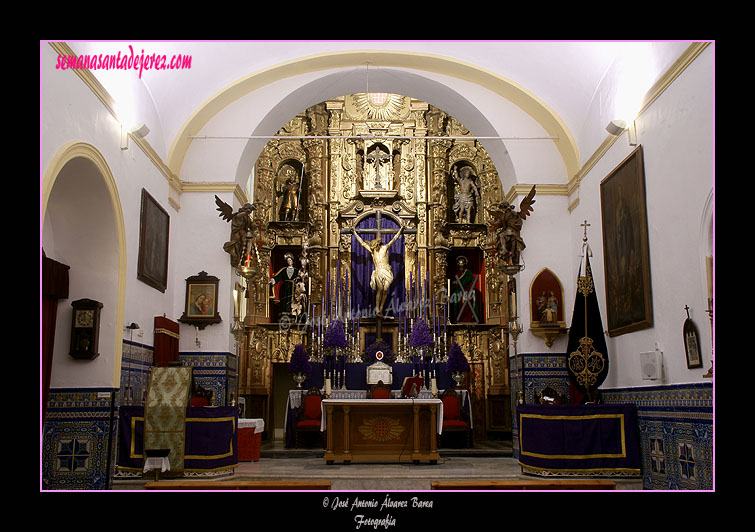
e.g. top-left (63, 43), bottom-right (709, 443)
top-left (337, 260), bottom-right (341, 316)
top-left (706, 256), bottom-right (713, 300)
top-left (409, 271), bottom-right (413, 314)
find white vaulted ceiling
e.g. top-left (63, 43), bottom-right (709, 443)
top-left (65, 40), bottom-right (697, 193)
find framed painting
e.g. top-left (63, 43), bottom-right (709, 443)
top-left (683, 315), bottom-right (703, 369)
top-left (179, 271), bottom-right (222, 329)
top-left (137, 189), bottom-right (170, 292)
top-left (600, 145), bottom-right (653, 336)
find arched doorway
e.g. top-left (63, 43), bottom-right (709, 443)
top-left (42, 142), bottom-right (126, 399)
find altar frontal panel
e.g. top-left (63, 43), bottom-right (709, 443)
top-left (323, 400), bottom-right (440, 464)
top-left (517, 404), bottom-right (641, 476)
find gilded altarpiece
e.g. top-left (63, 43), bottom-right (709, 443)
top-left (237, 94), bottom-right (513, 439)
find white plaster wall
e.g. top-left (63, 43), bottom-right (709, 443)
top-left (172, 190), bottom-right (238, 353)
top-left (42, 44), bottom-right (190, 389)
top-left (567, 46), bottom-right (714, 388)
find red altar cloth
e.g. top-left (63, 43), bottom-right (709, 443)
top-left (238, 418), bottom-right (264, 462)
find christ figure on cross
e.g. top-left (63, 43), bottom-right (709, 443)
top-left (353, 220), bottom-right (407, 317)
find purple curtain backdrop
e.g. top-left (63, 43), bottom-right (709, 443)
top-left (351, 215), bottom-right (405, 319)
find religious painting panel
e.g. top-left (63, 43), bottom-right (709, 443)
top-left (600, 145), bottom-right (653, 336)
top-left (179, 271), bottom-right (222, 329)
top-left (137, 188), bottom-right (169, 293)
top-left (683, 314), bottom-right (703, 369)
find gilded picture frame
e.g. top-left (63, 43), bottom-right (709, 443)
top-left (137, 189), bottom-right (170, 293)
top-left (179, 271), bottom-right (222, 329)
top-left (600, 145), bottom-right (654, 336)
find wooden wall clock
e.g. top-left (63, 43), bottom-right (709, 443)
top-left (70, 298), bottom-right (103, 360)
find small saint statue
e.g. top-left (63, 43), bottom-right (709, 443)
top-left (452, 166), bottom-right (481, 224)
top-left (353, 221), bottom-right (407, 317)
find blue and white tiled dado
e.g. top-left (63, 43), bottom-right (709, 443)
top-left (510, 353), bottom-right (713, 490)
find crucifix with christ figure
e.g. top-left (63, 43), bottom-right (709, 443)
top-left (342, 211), bottom-right (415, 340)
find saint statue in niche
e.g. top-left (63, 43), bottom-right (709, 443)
top-left (277, 164), bottom-right (303, 221)
top-left (452, 166), bottom-right (481, 224)
top-left (449, 255), bottom-right (482, 323)
top-left (269, 252), bottom-right (297, 317)
top-left (290, 251), bottom-right (310, 323)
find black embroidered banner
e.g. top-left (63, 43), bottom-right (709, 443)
top-left (566, 255), bottom-right (609, 402)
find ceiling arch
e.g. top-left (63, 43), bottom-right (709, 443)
top-left (169, 49), bottom-right (579, 188)
top-left (232, 67), bottom-right (520, 191)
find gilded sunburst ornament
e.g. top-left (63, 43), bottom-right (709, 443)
top-left (351, 93), bottom-right (408, 121)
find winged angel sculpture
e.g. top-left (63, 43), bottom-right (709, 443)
top-left (215, 195), bottom-right (256, 269)
top-left (486, 185), bottom-right (536, 267)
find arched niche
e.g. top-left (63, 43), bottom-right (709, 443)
top-left (528, 267), bottom-right (567, 347)
top-left (42, 142), bottom-right (127, 388)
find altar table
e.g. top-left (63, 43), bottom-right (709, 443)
top-left (321, 399), bottom-right (442, 464)
top-left (285, 388), bottom-right (470, 448)
top-left (516, 404), bottom-right (641, 477)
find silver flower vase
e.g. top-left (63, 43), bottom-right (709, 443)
top-left (293, 372), bottom-right (307, 388)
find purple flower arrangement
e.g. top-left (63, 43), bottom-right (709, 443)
top-left (408, 317), bottom-right (434, 348)
top-left (363, 340), bottom-right (395, 364)
top-left (446, 342), bottom-right (470, 373)
top-left (288, 344), bottom-right (312, 375)
top-left (323, 319), bottom-right (348, 349)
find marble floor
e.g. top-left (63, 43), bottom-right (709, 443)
top-left (113, 439), bottom-right (643, 491)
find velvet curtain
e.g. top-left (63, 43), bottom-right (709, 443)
top-left (41, 253), bottom-right (69, 425)
top-left (153, 316), bottom-right (179, 367)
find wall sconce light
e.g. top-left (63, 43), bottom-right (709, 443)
top-left (120, 123), bottom-right (151, 150)
top-left (605, 119), bottom-right (627, 136)
top-left (606, 119), bottom-right (637, 146)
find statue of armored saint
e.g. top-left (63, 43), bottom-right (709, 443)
top-left (452, 166), bottom-right (481, 224)
top-left (353, 221), bottom-right (407, 317)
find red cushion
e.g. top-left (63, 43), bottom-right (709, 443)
top-left (372, 388), bottom-right (391, 399)
top-left (303, 396), bottom-right (322, 420)
top-left (442, 396), bottom-right (460, 419)
top-left (442, 419), bottom-right (468, 428)
top-left (296, 419), bottom-right (321, 427)
top-left (190, 397), bottom-right (208, 407)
